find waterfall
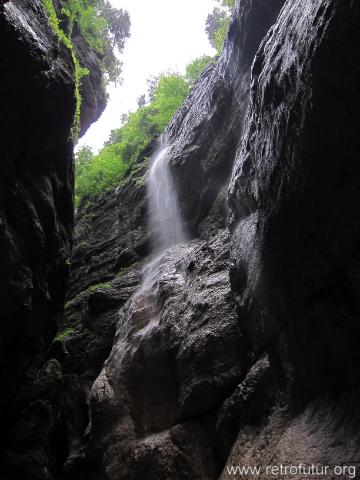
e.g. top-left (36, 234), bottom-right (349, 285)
top-left (148, 142), bottom-right (187, 253)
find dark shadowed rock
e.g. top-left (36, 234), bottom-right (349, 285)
top-left (69, 154), bottom-right (150, 299)
top-left (0, 0), bottom-right (105, 477)
top-left (2, 0), bottom-right (360, 476)
top-left (165, 0), bottom-right (285, 236)
top-left (227, 0), bottom-right (360, 472)
top-left (16, 147), bottom-right (151, 478)
top-left (87, 286), bottom-right (124, 314)
top-left (72, 232), bottom-right (248, 479)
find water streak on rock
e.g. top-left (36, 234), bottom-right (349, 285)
top-left (148, 144), bottom-right (187, 253)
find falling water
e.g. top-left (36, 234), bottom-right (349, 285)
top-left (148, 142), bottom-right (187, 253)
top-left (118, 145), bottom-right (188, 343)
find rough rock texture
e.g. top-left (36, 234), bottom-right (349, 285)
top-left (166, 0), bottom-right (285, 236)
top-left (2, 0), bottom-right (360, 477)
top-left (226, 0), bottom-right (360, 475)
top-left (49, 1), bottom-right (288, 477)
top-left (0, 0), bottom-right (105, 477)
top-left (71, 0), bottom-right (360, 477)
top-left (69, 232), bottom-right (246, 479)
top-left (10, 152), bottom-right (150, 479)
top-left (69, 152), bottom-right (151, 299)
top-left (0, 0), bottom-right (73, 421)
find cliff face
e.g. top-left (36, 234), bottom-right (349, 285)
top-left (0, 1), bottom-right (105, 477)
top-left (2, 0), bottom-right (360, 478)
top-left (166, 0), bottom-right (285, 235)
top-left (64, 0), bottom-right (359, 478)
top-left (225, 0), bottom-right (360, 472)
top-left (69, 147), bottom-right (152, 299)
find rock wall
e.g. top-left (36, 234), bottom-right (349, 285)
top-left (166, 0), bottom-right (285, 235)
top-left (225, 0), bottom-right (360, 474)
top-left (70, 0), bottom-right (360, 477)
top-left (13, 150), bottom-right (151, 480)
top-left (54, 0), bottom-right (288, 478)
top-left (0, 0), bottom-right (105, 477)
top-left (2, 0), bottom-right (360, 478)
top-left (69, 146), bottom-right (152, 299)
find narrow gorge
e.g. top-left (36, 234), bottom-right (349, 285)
top-left (1, 0), bottom-right (360, 479)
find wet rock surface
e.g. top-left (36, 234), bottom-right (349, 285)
top-left (71, 232), bottom-right (246, 479)
top-left (73, 0), bottom-right (360, 476)
top-left (0, 0), bottom-right (105, 477)
top-left (0, 0), bottom-right (74, 423)
top-left (2, 0), bottom-right (360, 478)
top-left (69, 153), bottom-right (150, 299)
top-left (165, 0), bottom-right (285, 236)
top-left (226, 0), bottom-right (360, 473)
top-left (6, 152), bottom-right (151, 479)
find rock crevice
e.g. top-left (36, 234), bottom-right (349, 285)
top-left (0, 0), bottom-right (105, 476)
top-left (1, 0), bottom-right (360, 478)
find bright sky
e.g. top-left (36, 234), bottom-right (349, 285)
top-left (77, 0), bottom-right (217, 152)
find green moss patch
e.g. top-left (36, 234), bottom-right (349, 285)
top-left (54, 327), bottom-right (77, 342)
top-left (43, 0), bottom-right (89, 139)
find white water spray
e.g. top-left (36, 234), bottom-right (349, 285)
top-left (148, 143), bottom-right (187, 253)
top-left (118, 144), bottom-right (188, 337)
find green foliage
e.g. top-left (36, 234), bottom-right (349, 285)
top-left (146, 75), bottom-right (160, 102)
top-left (151, 74), bottom-right (189, 130)
top-left (75, 146), bottom-right (94, 177)
top-left (205, 7), bottom-right (227, 51)
top-left (73, 0), bottom-right (233, 206)
top-left (218, 0), bottom-right (235, 8)
top-left (54, 327), bottom-right (76, 342)
top-left (44, 0), bottom-right (130, 137)
top-left (43, 0), bottom-right (89, 138)
top-left (86, 282), bottom-right (112, 293)
top-left (75, 143), bottom-right (128, 205)
top-left (137, 94), bottom-right (146, 108)
top-left (61, 0), bottom-right (130, 83)
top-left (205, 0), bottom-right (234, 54)
top-left (185, 55), bottom-right (213, 86)
top-left (213, 17), bottom-right (231, 53)
top-left (75, 72), bottom-right (191, 205)
top-left (64, 282), bottom-right (112, 309)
